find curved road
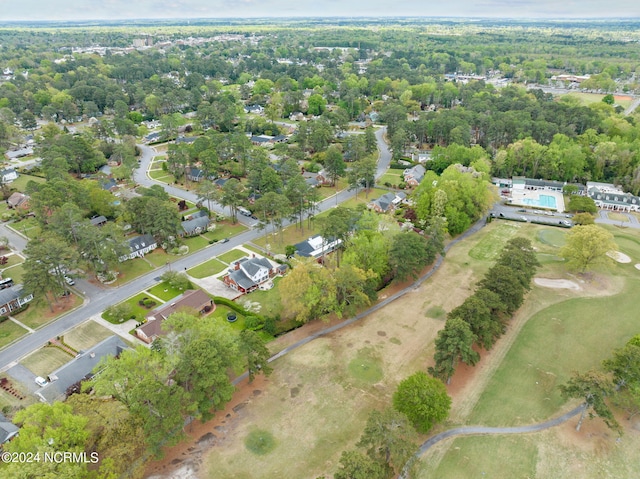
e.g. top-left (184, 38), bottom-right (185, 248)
top-left (0, 127), bottom-right (390, 372)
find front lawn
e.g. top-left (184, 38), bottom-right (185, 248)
top-left (11, 217), bottom-right (41, 239)
top-left (376, 170), bottom-right (404, 187)
top-left (143, 249), bottom-right (171, 267)
top-left (63, 320), bottom-right (115, 351)
top-left (14, 294), bottom-right (83, 330)
top-left (147, 281), bottom-right (192, 302)
top-left (22, 346), bottom-right (74, 377)
top-left (188, 258), bottom-right (228, 279)
top-left (0, 253), bottom-right (25, 269)
top-left (253, 223), bottom-right (321, 255)
top-left (102, 293), bottom-right (160, 324)
top-left (113, 258), bottom-right (155, 286)
top-left (0, 320), bottom-right (28, 349)
top-left (218, 248), bottom-right (248, 264)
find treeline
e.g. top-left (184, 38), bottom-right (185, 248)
top-left (429, 237), bottom-right (540, 383)
top-left (0, 312), bottom-right (272, 478)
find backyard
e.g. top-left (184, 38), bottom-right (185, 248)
top-left (147, 221), bottom-right (640, 479)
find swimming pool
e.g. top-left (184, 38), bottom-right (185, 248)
top-left (520, 194), bottom-right (557, 209)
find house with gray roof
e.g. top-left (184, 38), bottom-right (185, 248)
top-left (294, 235), bottom-right (342, 259)
top-left (0, 285), bottom-right (33, 316)
top-left (186, 167), bottom-right (205, 182)
top-left (0, 168), bottom-right (18, 185)
top-left (119, 234), bottom-right (157, 262)
top-left (90, 215), bottom-right (108, 227)
top-left (181, 215), bottom-right (210, 236)
top-left (403, 164), bottom-right (426, 187)
top-left (0, 413), bottom-right (18, 445)
top-left (587, 182), bottom-right (640, 212)
top-left (35, 336), bottom-right (129, 404)
top-left (368, 191), bottom-right (407, 214)
top-left (223, 256), bottom-right (277, 293)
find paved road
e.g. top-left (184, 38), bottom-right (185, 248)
top-left (0, 128), bottom-right (391, 372)
top-left (399, 404), bottom-right (587, 478)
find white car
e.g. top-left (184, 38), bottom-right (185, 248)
top-left (35, 376), bottom-right (48, 387)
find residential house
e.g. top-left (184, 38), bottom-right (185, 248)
top-left (181, 215), bottom-right (210, 236)
top-left (214, 178), bottom-right (228, 188)
top-left (136, 289), bottom-right (215, 343)
top-left (0, 413), bottom-right (19, 446)
top-left (315, 169), bottom-right (333, 186)
top-left (6, 192), bottom-right (29, 210)
top-left (294, 235), bottom-right (343, 260)
top-left (186, 167), bottom-right (205, 182)
top-left (119, 234), bottom-right (157, 262)
top-left (403, 164), bottom-right (426, 187)
top-left (250, 135), bottom-right (272, 146)
top-left (175, 136), bottom-right (197, 145)
top-left (0, 284), bottom-right (34, 316)
top-left (35, 336), bottom-right (129, 403)
top-left (90, 215), bottom-right (108, 227)
top-left (144, 132), bottom-right (161, 143)
top-left (99, 178), bottom-right (118, 192)
top-left (368, 192), bottom-right (406, 213)
top-left (244, 104), bottom-right (264, 114)
top-left (223, 256), bottom-right (278, 293)
top-left (0, 168), bottom-right (18, 185)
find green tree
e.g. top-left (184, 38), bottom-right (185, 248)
top-left (559, 370), bottom-right (620, 433)
top-left (238, 329), bottom-right (273, 383)
top-left (195, 180), bottom-right (219, 212)
top-left (160, 271), bottom-right (191, 291)
top-left (448, 295), bottom-right (503, 350)
top-left (334, 450), bottom-right (387, 479)
top-left (393, 371), bottom-right (451, 433)
top-left (560, 225), bottom-right (616, 273)
top-left (567, 196), bottom-right (597, 214)
top-left (279, 258), bottom-right (337, 323)
top-left (220, 178), bottom-right (247, 224)
top-left (477, 264), bottom-right (526, 314)
top-left (429, 318), bottom-right (479, 384)
top-left (572, 212), bottom-right (595, 225)
top-left (3, 402), bottom-right (90, 478)
top-left (356, 408), bottom-right (417, 478)
top-left (389, 231), bottom-right (437, 281)
top-left (323, 145), bottom-right (346, 186)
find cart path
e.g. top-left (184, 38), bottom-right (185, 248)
top-left (400, 403), bottom-right (586, 478)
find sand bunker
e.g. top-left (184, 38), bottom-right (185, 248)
top-left (635, 264), bottom-right (640, 271)
top-left (607, 251), bottom-right (632, 263)
top-left (534, 278), bottom-right (581, 290)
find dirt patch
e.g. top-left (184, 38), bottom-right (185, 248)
top-left (607, 250), bottom-right (632, 263)
top-left (534, 278), bottom-right (581, 290)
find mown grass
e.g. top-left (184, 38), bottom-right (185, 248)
top-left (188, 258), bottom-right (228, 279)
top-left (348, 347), bottom-right (384, 383)
top-left (0, 320), bottom-right (28, 349)
top-left (218, 248), bottom-right (248, 264)
top-left (147, 282), bottom-right (191, 302)
top-left (102, 293), bottom-right (158, 324)
top-left (468, 222), bottom-right (521, 260)
top-left (63, 320), bottom-right (114, 351)
top-left (14, 294), bottom-right (83, 329)
top-left (22, 346), bottom-right (74, 377)
top-left (537, 228), bottom-right (567, 248)
top-left (113, 258), bottom-right (154, 285)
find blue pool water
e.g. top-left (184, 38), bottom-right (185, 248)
top-left (520, 194), bottom-right (557, 209)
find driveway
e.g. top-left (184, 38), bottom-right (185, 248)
top-left (5, 363), bottom-right (39, 393)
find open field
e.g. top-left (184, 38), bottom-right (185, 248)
top-left (63, 320), bottom-right (115, 351)
top-left (179, 221), bottom-right (640, 479)
top-left (21, 346), bottom-right (74, 378)
top-left (562, 92), bottom-right (633, 109)
top-left (112, 257), bottom-right (154, 285)
top-left (417, 224), bottom-right (640, 478)
top-left (217, 248), bottom-right (248, 264)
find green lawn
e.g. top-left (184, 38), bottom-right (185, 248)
top-left (148, 169), bottom-right (175, 182)
top-left (0, 253), bottom-right (24, 269)
top-left (63, 320), bottom-right (115, 351)
top-left (102, 293), bottom-right (159, 324)
top-left (253, 223), bottom-right (322, 255)
top-left (377, 170), bottom-right (404, 187)
top-left (337, 187), bottom-right (389, 209)
top-left (8, 173), bottom-right (45, 191)
top-left (561, 92), bottom-right (633, 109)
top-left (208, 222), bottom-right (247, 240)
top-left (14, 294), bottom-right (83, 330)
top-left (0, 320), bottom-right (28, 349)
top-left (143, 249), bottom-right (171, 268)
top-left (147, 282), bottom-right (192, 302)
top-left (241, 276), bottom-right (283, 318)
top-left (113, 258), bottom-right (155, 285)
top-left (182, 234), bottom-right (212, 252)
top-left (210, 305), bottom-right (246, 333)
top-left (12, 217), bottom-right (41, 239)
top-left (188, 258), bottom-right (228, 278)
top-left (468, 222), bottom-right (522, 261)
top-left (537, 228), bottom-right (568, 248)
top-left (315, 179), bottom-right (349, 200)
top-left (22, 346), bottom-right (74, 377)
top-left (218, 248), bottom-right (248, 264)
top-left (607, 211), bottom-right (630, 223)
top-left (3, 264), bottom-right (24, 283)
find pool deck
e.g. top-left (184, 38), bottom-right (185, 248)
top-left (508, 189), bottom-right (565, 213)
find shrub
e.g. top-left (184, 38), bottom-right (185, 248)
top-left (142, 299), bottom-right (156, 309)
top-left (393, 371), bottom-right (451, 433)
top-left (245, 315), bottom-right (265, 331)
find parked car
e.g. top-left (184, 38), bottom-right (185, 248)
top-left (221, 238), bottom-right (229, 243)
top-left (35, 376), bottom-right (48, 387)
top-left (64, 276), bottom-right (75, 286)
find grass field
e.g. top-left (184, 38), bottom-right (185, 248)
top-left (562, 92), bottom-right (633, 109)
top-left (113, 258), bottom-right (154, 286)
top-left (196, 221), bottom-right (640, 479)
top-left (102, 293), bottom-right (158, 324)
top-left (468, 222), bottom-right (521, 260)
top-left (417, 224), bottom-right (640, 478)
top-left (239, 276), bottom-right (283, 318)
top-left (63, 320), bottom-right (114, 351)
top-left (8, 174), bottom-right (45, 191)
top-left (253, 223), bottom-right (321, 254)
top-left (147, 282), bottom-right (191, 302)
top-left (218, 249), bottom-right (248, 264)
top-left (0, 320), bottom-right (28, 349)
top-left (608, 211), bottom-right (630, 223)
top-left (377, 170), bottom-right (404, 186)
top-left (22, 346), bottom-right (74, 377)
top-left (188, 258), bottom-right (228, 278)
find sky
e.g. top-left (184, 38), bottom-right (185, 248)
top-left (2, 0), bottom-right (639, 21)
